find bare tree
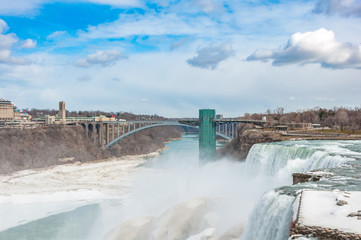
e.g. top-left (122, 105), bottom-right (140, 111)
top-left (324, 115), bottom-right (336, 128)
top-left (280, 115), bottom-right (291, 125)
top-left (335, 109), bottom-right (349, 131)
top-left (301, 111), bottom-right (319, 123)
top-left (274, 107), bottom-right (284, 123)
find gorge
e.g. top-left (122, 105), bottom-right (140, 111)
top-left (0, 130), bottom-right (360, 239)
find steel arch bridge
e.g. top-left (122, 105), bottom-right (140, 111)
top-left (106, 121), bottom-right (233, 148)
top-left (79, 110), bottom-right (266, 160)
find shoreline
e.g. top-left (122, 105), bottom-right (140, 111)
top-left (0, 149), bottom-right (165, 179)
top-left (0, 150), bottom-right (166, 196)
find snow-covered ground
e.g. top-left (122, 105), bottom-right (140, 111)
top-left (297, 190), bottom-right (361, 234)
top-left (0, 156), bottom-right (150, 232)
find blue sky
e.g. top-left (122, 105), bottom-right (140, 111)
top-left (0, 0), bottom-right (361, 117)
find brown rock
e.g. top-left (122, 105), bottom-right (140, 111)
top-left (336, 200), bottom-right (348, 206)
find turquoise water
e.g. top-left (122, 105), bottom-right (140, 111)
top-left (0, 204), bottom-right (101, 240)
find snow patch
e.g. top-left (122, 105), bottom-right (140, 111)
top-left (297, 190), bottom-right (361, 234)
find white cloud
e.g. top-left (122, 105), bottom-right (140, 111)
top-left (47, 31), bottom-right (68, 40)
top-left (187, 44), bottom-right (234, 69)
top-left (313, 0), bottom-right (361, 17)
top-left (79, 0), bottom-right (143, 7)
top-left (21, 39), bottom-right (37, 48)
top-left (0, 19), bottom-right (31, 65)
top-left (2, 49), bottom-right (361, 117)
top-left (74, 50), bottom-right (127, 68)
top-left (0, 0), bottom-right (45, 15)
top-left (0, 19), bottom-right (9, 33)
top-left (0, 0), bottom-right (142, 15)
top-left (194, 0), bottom-right (223, 13)
top-left (77, 13), bottom-right (222, 40)
top-left (247, 28), bottom-right (361, 69)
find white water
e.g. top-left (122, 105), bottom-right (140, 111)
top-left (241, 190), bottom-right (294, 240)
top-left (101, 138), bottom-right (356, 240)
top-left (0, 137), bottom-right (359, 240)
top-left (245, 142), bottom-right (351, 181)
top-left (242, 140), bottom-right (360, 240)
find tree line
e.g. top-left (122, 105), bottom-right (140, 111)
top-left (26, 109), bottom-right (166, 121)
top-left (242, 107), bottom-right (361, 132)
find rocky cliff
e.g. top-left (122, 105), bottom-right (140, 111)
top-left (0, 125), bottom-right (183, 174)
top-left (217, 125), bottom-right (287, 160)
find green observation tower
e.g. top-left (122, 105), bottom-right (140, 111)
top-left (199, 109), bottom-right (216, 161)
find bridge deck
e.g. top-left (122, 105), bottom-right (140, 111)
top-left (102, 119), bottom-right (266, 124)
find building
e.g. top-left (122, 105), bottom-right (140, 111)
top-left (312, 124), bottom-right (321, 129)
top-left (94, 116), bottom-right (116, 122)
top-left (45, 115), bottom-right (55, 124)
top-left (14, 111), bottom-right (32, 121)
top-left (275, 125), bottom-right (288, 131)
top-left (0, 99), bottom-right (15, 122)
top-left (59, 101), bottom-right (66, 123)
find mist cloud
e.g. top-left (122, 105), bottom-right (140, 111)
top-left (247, 28), bottom-right (361, 69)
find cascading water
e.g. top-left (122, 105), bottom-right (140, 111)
top-left (241, 190), bottom-right (294, 240)
top-left (0, 136), bottom-right (360, 240)
top-left (242, 140), bottom-right (361, 240)
top-left (244, 141), bottom-right (352, 181)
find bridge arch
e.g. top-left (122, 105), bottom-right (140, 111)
top-left (106, 122), bottom-right (231, 148)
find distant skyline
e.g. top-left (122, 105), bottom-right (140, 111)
top-left (0, 0), bottom-right (360, 117)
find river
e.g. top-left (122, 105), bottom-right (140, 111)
top-left (0, 134), bottom-right (360, 239)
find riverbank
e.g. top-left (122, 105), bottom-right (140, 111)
top-left (0, 152), bottom-right (159, 233)
top-left (0, 125), bottom-right (183, 174)
top-left (0, 152), bottom-right (159, 196)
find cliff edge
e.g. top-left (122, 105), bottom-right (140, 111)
top-left (217, 125), bottom-right (285, 160)
top-left (217, 125), bottom-right (361, 161)
top-left (0, 125), bottom-right (183, 174)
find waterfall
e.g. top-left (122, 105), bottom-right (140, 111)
top-left (241, 141), bottom-right (354, 240)
top-left (241, 190), bottom-right (294, 240)
top-left (244, 142), bottom-right (350, 179)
